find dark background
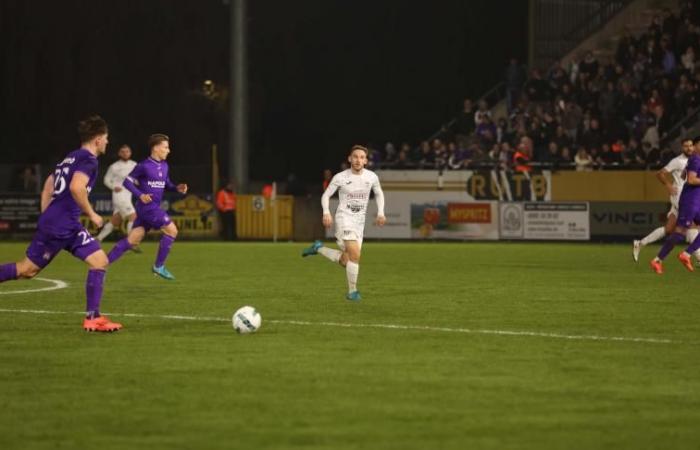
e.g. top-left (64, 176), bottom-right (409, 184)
top-left (0, 0), bottom-right (527, 188)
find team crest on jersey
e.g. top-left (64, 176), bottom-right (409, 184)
top-left (42, 251), bottom-right (51, 260)
top-left (158, 171), bottom-right (163, 177)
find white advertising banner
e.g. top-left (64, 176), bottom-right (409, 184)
top-left (500, 202), bottom-right (590, 240)
top-left (326, 191), bottom-right (499, 240)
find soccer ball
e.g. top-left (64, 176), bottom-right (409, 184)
top-left (232, 306), bottom-right (262, 334)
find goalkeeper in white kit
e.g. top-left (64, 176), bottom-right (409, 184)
top-left (302, 145), bottom-right (386, 301)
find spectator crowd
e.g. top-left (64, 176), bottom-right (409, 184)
top-left (368, 2), bottom-right (700, 172)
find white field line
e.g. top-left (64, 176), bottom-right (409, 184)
top-left (0, 307), bottom-right (678, 345)
top-left (0, 278), bottom-right (68, 295)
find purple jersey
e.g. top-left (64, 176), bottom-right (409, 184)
top-left (123, 157), bottom-right (177, 212)
top-left (679, 154), bottom-right (700, 207)
top-left (38, 149), bottom-right (98, 237)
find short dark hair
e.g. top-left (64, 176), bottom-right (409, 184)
top-left (77, 115), bottom-right (108, 143)
top-left (148, 133), bottom-right (169, 149)
top-left (349, 145), bottom-right (368, 156)
top-left (693, 136), bottom-right (700, 145)
top-left (681, 137), bottom-right (694, 144)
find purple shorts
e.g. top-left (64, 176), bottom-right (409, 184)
top-left (677, 203), bottom-right (700, 228)
top-left (26, 227), bottom-right (102, 268)
top-left (133, 207), bottom-right (171, 232)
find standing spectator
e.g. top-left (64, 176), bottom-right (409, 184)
top-left (524, 69), bottom-right (550, 102)
top-left (215, 180), bottom-right (237, 241)
top-left (579, 51), bottom-right (600, 78)
top-left (504, 57), bottom-right (527, 112)
top-left (561, 101), bottom-right (583, 142)
top-left (453, 98), bottom-right (476, 139)
top-left (474, 100), bottom-right (492, 126)
top-left (513, 136), bottom-right (533, 172)
top-left (12, 165), bottom-right (39, 192)
top-left (681, 46), bottom-right (696, 71)
top-left (322, 168), bottom-right (333, 191)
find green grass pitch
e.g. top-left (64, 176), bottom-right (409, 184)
top-left (0, 241), bottom-right (699, 450)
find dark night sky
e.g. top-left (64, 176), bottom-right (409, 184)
top-left (0, 0), bottom-right (527, 188)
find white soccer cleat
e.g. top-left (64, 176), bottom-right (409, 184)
top-left (632, 240), bottom-right (641, 262)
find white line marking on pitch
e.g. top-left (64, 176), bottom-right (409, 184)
top-left (0, 278), bottom-right (68, 295)
top-left (0, 307), bottom-right (678, 344)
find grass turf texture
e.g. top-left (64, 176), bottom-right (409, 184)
top-left (0, 241), bottom-right (699, 450)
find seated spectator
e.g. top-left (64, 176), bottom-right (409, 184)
top-left (574, 146), bottom-right (594, 171)
top-left (418, 141), bottom-right (436, 169)
top-left (393, 148), bottom-right (415, 170)
top-left (644, 142), bottom-right (661, 167)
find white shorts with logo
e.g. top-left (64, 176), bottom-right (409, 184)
top-left (334, 215), bottom-right (364, 251)
top-left (668, 198), bottom-right (679, 218)
top-left (113, 195), bottom-right (136, 219)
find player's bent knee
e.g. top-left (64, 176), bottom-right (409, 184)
top-left (17, 261), bottom-right (40, 279)
top-left (88, 252), bottom-right (109, 271)
top-left (164, 224), bottom-right (178, 238)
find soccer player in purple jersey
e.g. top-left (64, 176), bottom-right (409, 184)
top-left (107, 134), bottom-right (188, 280)
top-left (0, 115), bottom-right (122, 332)
top-left (651, 135), bottom-right (700, 274)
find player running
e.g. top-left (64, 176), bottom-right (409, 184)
top-left (651, 136), bottom-right (700, 273)
top-left (96, 144), bottom-right (139, 248)
top-left (633, 138), bottom-right (697, 262)
top-left (301, 145), bottom-right (386, 301)
top-left (0, 115), bottom-right (121, 332)
top-left (107, 134), bottom-right (188, 280)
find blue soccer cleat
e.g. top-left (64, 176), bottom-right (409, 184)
top-left (152, 265), bottom-right (175, 280)
top-left (301, 240), bottom-right (323, 257)
top-left (346, 291), bottom-right (362, 302)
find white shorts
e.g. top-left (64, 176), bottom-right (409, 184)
top-left (668, 203), bottom-right (678, 218)
top-left (335, 227), bottom-right (364, 251)
top-left (113, 198), bottom-right (136, 219)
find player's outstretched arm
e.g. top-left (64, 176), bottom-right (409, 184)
top-left (321, 176), bottom-right (340, 228)
top-left (655, 168), bottom-right (675, 195)
top-left (373, 178), bottom-right (386, 227)
top-left (40, 175), bottom-right (54, 213)
top-left (103, 165), bottom-right (116, 191)
top-left (70, 172), bottom-right (102, 228)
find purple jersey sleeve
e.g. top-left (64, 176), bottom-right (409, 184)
top-left (687, 155), bottom-right (700, 174)
top-left (123, 163), bottom-right (145, 197)
top-left (165, 176), bottom-right (177, 192)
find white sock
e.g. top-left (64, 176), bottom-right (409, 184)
top-left (686, 228), bottom-right (698, 244)
top-left (127, 220), bottom-right (134, 235)
top-left (318, 247), bottom-right (342, 263)
top-left (346, 261), bottom-right (359, 293)
top-left (640, 227), bottom-right (666, 246)
top-left (97, 222), bottom-right (114, 241)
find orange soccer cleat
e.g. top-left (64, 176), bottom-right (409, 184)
top-left (83, 315), bottom-right (123, 332)
top-left (678, 252), bottom-right (695, 272)
top-left (650, 259), bottom-right (663, 274)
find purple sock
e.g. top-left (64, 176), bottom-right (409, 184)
top-left (85, 269), bottom-right (105, 319)
top-left (108, 238), bottom-right (132, 264)
top-left (0, 263), bottom-right (18, 283)
top-left (657, 232), bottom-right (685, 260)
top-left (155, 235), bottom-right (175, 267)
top-left (686, 232), bottom-right (700, 255)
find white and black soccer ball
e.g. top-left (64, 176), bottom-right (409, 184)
top-left (232, 306), bottom-right (262, 334)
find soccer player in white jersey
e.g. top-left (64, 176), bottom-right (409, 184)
top-left (633, 138), bottom-right (698, 261)
top-left (97, 144), bottom-right (138, 243)
top-left (301, 145), bottom-right (386, 301)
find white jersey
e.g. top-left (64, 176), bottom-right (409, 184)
top-left (104, 159), bottom-right (137, 204)
top-left (322, 169), bottom-right (385, 229)
top-left (663, 154), bottom-right (688, 207)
